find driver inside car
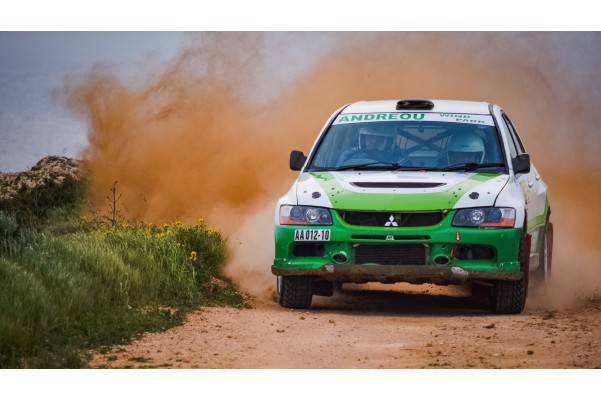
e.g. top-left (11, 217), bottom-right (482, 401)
top-left (337, 128), bottom-right (390, 165)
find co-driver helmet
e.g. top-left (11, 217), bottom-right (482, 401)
top-left (446, 132), bottom-right (485, 165)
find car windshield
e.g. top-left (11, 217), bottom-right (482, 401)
top-left (307, 112), bottom-right (505, 172)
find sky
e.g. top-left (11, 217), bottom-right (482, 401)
top-left (0, 31), bottom-right (352, 171)
top-left (0, 32), bottom-right (185, 171)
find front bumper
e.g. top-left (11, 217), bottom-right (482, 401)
top-left (273, 210), bottom-right (524, 285)
top-left (271, 263), bottom-right (523, 285)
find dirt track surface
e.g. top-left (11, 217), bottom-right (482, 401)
top-left (89, 284), bottom-right (601, 369)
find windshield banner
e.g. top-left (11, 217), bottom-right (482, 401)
top-left (333, 113), bottom-right (495, 126)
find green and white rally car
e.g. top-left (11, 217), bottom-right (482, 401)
top-left (273, 99), bottom-right (552, 314)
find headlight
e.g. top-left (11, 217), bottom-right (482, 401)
top-left (279, 205), bottom-right (332, 225)
top-left (452, 207), bottom-right (515, 227)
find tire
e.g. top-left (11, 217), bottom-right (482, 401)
top-left (276, 276), bottom-right (314, 309)
top-left (491, 277), bottom-right (526, 314)
top-left (490, 235), bottom-right (527, 314)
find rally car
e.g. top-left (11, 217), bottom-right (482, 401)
top-left (272, 99), bottom-right (552, 314)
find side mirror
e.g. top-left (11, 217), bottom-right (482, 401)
top-left (289, 150), bottom-right (307, 171)
top-left (512, 153), bottom-right (531, 174)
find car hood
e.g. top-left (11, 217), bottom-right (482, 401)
top-left (294, 170), bottom-right (509, 211)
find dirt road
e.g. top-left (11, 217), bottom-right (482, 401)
top-left (89, 283), bottom-right (601, 369)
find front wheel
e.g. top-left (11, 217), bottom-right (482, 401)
top-left (276, 276), bottom-right (314, 309)
top-left (491, 277), bottom-right (527, 314)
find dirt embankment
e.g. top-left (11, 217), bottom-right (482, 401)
top-left (0, 156), bottom-right (82, 201)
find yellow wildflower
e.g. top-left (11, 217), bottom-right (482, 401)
top-left (189, 251), bottom-right (198, 262)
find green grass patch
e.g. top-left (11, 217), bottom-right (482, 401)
top-left (0, 211), bottom-right (247, 368)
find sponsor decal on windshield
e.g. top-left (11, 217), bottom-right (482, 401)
top-left (333, 113), bottom-right (494, 126)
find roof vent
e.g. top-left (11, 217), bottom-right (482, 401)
top-left (396, 99), bottom-right (434, 110)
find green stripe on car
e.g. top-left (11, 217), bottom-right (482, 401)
top-left (309, 172), bottom-right (500, 211)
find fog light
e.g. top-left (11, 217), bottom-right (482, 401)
top-left (434, 256), bottom-right (449, 265)
top-left (332, 253), bottom-right (348, 263)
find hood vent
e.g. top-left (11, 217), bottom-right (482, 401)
top-left (352, 182), bottom-right (444, 189)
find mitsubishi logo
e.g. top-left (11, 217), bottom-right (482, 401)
top-left (384, 215), bottom-right (398, 227)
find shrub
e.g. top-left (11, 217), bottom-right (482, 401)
top-left (0, 175), bottom-right (85, 227)
top-left (1, 170), bottom-right (245, 368)
top-left (0, 212), bottom-right (242, 368)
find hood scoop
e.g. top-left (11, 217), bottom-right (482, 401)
top-left (351, 182), bottom-right (445, 189)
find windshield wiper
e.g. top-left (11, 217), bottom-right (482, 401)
top-left (325, 161), bottom-right (506, 172)
top-left (330, 162), bottom-right (446, 172)
top-left (333, 162), bottom-right (403, 171)
top-left (441, 163), bottom-right (505, 172)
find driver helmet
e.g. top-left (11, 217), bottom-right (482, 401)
top-left (447, 132), bottom-right (485, 164)
top-left (358, 128), bottom-right (392, 151)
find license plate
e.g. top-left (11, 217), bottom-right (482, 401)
top-left (294, 229), bottom-right (331, 242)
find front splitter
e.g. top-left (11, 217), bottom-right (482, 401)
top-left (272, 264), bottom-right (523, 285)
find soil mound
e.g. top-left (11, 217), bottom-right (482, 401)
top-left (0, 156), bottom-right (82, 201)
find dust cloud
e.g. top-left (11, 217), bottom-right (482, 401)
top-left (66, 32), bottom-right (601, 308)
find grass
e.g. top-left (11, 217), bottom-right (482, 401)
top-left (0, 209), bottom-right (247, 368)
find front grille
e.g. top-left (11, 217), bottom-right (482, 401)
top-left (339, 211), bottom-right (444, 227)
top-left (351, 235), bottom-right (430, 241)
top-left (355, 244), bottom-right (428, 265)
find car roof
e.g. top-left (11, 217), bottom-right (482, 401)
top-left (342, 99), bottom-right (493, 115)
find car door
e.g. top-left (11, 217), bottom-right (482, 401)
top-left (502, 113), bottom-right (547, 223)
top-left (501, 113), bottom-right (548, 266)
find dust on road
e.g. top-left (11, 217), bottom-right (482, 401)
top-left (89, 283), bottom-right (601, 369)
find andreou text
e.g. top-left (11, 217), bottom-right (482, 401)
top-left (337, 113), bottom-right (425, 123)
